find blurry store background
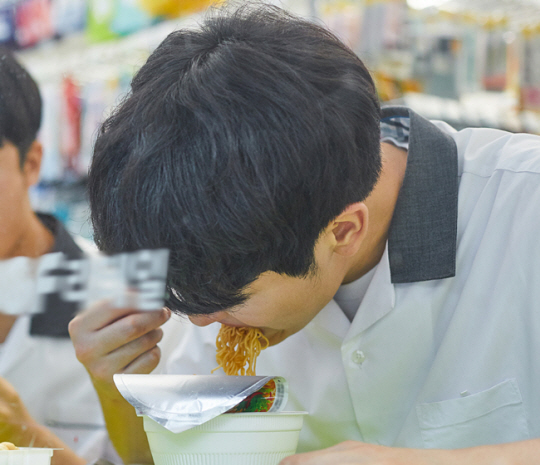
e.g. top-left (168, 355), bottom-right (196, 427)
top-left (3, 0), bottom-right (540, 239)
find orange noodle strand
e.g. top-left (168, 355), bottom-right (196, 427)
top-left (213, 325), bottom-right (269, 375)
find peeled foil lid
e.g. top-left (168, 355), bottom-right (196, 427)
top-left (114, 374), bottom-right (287, 433)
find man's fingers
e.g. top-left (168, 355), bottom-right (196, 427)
top-left (83, 328), bottom-right (164, 381)
top-left (123, 345), bottom-right (162, 375)
top-left (107, 327), bottom-right (164, 371)
top-left (97, 309), bottom-right (170, 352)
top-left (70, 307), bottom-right (170, 360)
top-left (71, 296), bottom-right (171, 332)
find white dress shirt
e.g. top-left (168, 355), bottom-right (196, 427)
top-left (162, 107), bottom-right (540, 452)
top-left (0, 315), bottom-right (113, 461)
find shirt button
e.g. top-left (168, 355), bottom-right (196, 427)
top-left (351, 350), bottom-right (366, 365)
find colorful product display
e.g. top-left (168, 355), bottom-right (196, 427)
top-left (0, 0), bottom-right (218, 49)
top-left (315, 0), bottom-right (540, 126)
top-left (139, 0), bottom-right (217, 18)
top-left (7, 0), bottom-right (540, 235)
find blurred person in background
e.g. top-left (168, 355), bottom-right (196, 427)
top-left (70, 3), bottom-right (540, 465)
top-left (0, 47), bottom-right (119, 465)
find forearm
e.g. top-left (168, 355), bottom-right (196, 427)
top-left (451, 439), bottom-right (540, 465)
top-left (15, 422), bottom-right (85, 465)
top-left (281, 438), bottom-right (540, 464)
top-left (96, 384), bottom-right (153, 465)
top-left (68, 306), bottom-right (171, 464)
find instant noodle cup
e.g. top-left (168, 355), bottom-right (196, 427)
top-left (0, 447), bottom-right (54, 465)
top-left (142, 411), bottom-right (308, 465)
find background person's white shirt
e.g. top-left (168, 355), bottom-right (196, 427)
top-left (0, 222), bottom-right (120, 464)
top-left (0, 315), bottom-right (114, 461)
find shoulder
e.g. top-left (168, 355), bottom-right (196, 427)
top-left (452, 129), bottom-right (540, 273)
top-left (449, 127), bottom-right (540, 178)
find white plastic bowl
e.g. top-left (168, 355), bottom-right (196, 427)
top-left (143, 411), bottom-right (307, 465)
top-left (0, 448), bottom-right (54, 465)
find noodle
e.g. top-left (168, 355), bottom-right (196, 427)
top-left (214, 325), bottom-right (269, 375)
top-left (0, 442), bottom-right (18, 450)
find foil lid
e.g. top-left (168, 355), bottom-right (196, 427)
top-left (114, 374), bottom-right (288, 433)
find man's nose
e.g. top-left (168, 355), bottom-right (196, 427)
top-left (189, 312), bottom-right (226, 327)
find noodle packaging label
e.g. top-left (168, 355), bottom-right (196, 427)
top-left (114, 374), bottom-right (289, 433)
top-left (226, 378), bottom-right (287, 413)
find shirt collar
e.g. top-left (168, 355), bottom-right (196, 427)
top-left (37, 213), bottom-right (83, 259)
top-left (382, 106), bottom-right (458, 283)
top-left (30, 213), bottom-right (84, 338)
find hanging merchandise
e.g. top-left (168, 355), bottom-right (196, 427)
top-left (426, 35), bottom-right (461, 99)
top-left (15, 0), bottom-right (54, 48)
top-left (358, 0), bottom-right (409, 67)
top-left (380, 0), bottom-right (409, 50)
top-left (87, 0), bottom-right (118, 42)
top-left (358, 0), bottom-right (386, 66)
top-left (50, 0), bottom-right (87, 37)
top-left (38, 81), bottom-right (63, 183)
top-left (79, 74), bottom-right (129, 176)
top-left (417, 10), bottom-right (462, 99)
top-left (0, 2), bottom-right (16, 46)
top-left (455, 12), bottom-right (483, 94)
top-left (318, 0), bottom-right (364, 51)
top-left (78, 80), bottom-right (109, 178)
top-left (505, 27), bottom-right (520, 101)
top-left (482, 15), bottom-right (509, 91)
top-left (520, 24), bottom-right (540, 112)
top-left (111, 0), bottom-right (154, 36)
top-left (60, 75), bottom-right (82, 178)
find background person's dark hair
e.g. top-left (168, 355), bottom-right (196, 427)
top-left (0, 47), bottom-right (42, 165)
top-left (89, 3), bottom-right (382, 315)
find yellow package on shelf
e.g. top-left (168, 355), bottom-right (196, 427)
top-left (139, 0), bottom-right (221, 18)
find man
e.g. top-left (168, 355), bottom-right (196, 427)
top-left (0, 48), bottom-right (118, 464)
top-left (69, 4), bottom-right (540, 464)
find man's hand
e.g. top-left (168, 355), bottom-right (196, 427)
top-left (280, 439), bottom-right (540, 465)
top-left (69, 300), bottom-right (171, 392)
top-left (0, 377), bottom-right (40, 446)
top-left (69, 300), bottom-right (171, 464)
top-left (280, 441), bottom-right (444, 465)
top-left (0, 377), bottom-right (85, 465)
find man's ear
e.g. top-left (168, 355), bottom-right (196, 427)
top-left (330, 202), bottom-right (369, 257)
top-left (22, 140), bottom-right (43, 187)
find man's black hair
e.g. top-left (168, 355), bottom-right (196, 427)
top-left (89, 3), bottom-right (382, 315)
top-left (0, 47), bottom-right (42, 165)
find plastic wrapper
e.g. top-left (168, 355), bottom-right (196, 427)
top-left (15, 0), bottom-right (54, 48)
top-left (0, 249), bottom-right (168, 315)
top-left (0, 256), bottom-right (39, 315)
top-left (114, 374), bottom-right (288, 433)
